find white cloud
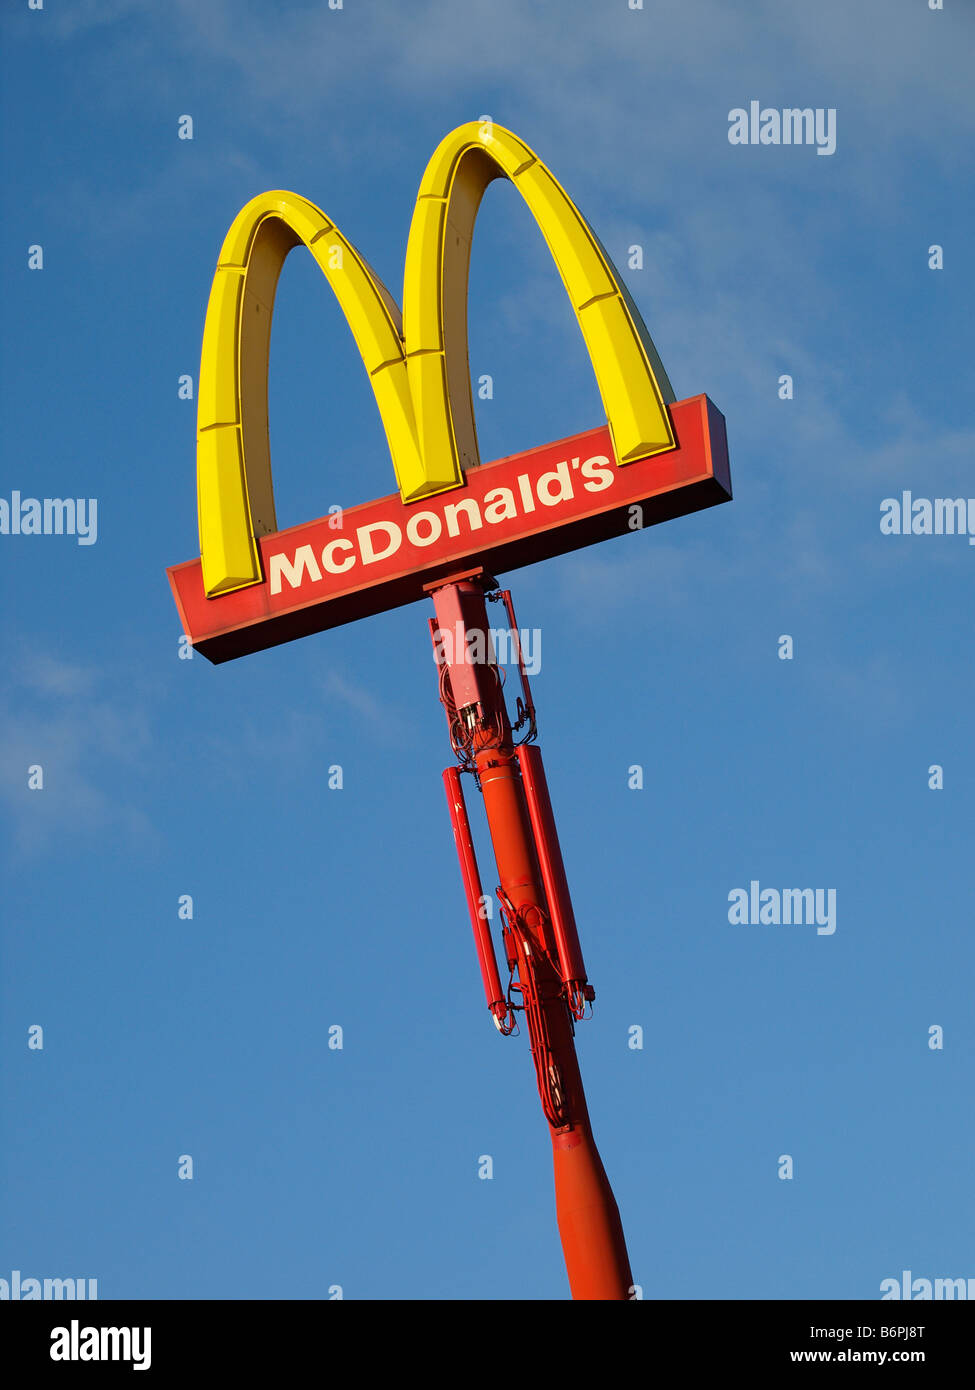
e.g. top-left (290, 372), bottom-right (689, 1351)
top-left (0, 649), bottom-right (156, 857)
top-left (323, 670), bottom-right (407, 743)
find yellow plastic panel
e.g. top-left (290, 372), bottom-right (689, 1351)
top-left (197, 426), bottom-right (258, 595)
top-left (509, 162), bottom-right (618, 306)
top-left (578, 297), bottom-right (675, 460)
top-left (403, 199), bottom-right (447, 353)
top-left (405, 352), bottom-right (461, 496)
top-left (197, 272), bottom-right (243, 432)
top-left (197, 193), bottom-right (420, 596)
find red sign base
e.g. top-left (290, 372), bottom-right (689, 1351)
top-left (169, 395), bottom-right (730, 664)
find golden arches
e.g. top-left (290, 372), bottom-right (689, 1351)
top-left (197, 126), bottom-right (675, 598)
top-left (402, 122), bottom-right (675, 487)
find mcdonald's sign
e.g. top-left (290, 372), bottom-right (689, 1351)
top-left (168, 122), bottom-right (731, 662)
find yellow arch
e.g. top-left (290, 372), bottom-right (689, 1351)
top-left (197, 127), bottom-right (676, 597)
top-left (197, 192), bottom-right (423, 596)
top-left (402, 121), bottom-right (676, 487)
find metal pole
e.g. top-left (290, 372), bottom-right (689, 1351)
top-left (428, 572), bottom-right (633, 1300)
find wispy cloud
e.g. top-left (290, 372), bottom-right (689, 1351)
top-left (33, 0), bottom-right (975, 215)
top-left (0, 648), bottom-right (156, 857)
top-left (323, 670), bottom-right (407, 744)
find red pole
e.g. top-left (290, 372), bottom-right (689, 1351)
top-left (428, 573), bottom-right (633, 1300)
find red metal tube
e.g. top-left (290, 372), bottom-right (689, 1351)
top-left (552, 1125), bottom-right (633, 1300)
top-left (516, 742), bottom-right (589, 992)
top-left (442, 766), bottom-right (507, 1022)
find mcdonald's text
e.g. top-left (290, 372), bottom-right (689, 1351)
top-left (169, 394), bottom-right (730, 663)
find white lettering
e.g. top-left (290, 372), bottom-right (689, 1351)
top-left (581, 455), bottom-right (614, 492)
top-left (357, 520), bottom-right (402, 565)
top-left (406, 510), bottom-right (442, 547)
top-left (268, 545), bottom-right (322, 594)
top-left (321, 539), bottom-right (355, 574)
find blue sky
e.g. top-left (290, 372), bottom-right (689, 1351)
top-left (1, 0), bottom-right (972, 1300)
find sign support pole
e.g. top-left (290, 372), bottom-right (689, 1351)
top-left (169, 123), bottom-right (732, 1299)
top-left (428, 572), bottom-right (633, 1300)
